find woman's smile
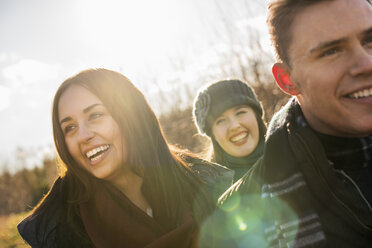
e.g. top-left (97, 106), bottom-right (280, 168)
top-left (85, 144), bottom-right (111, 164)
top-left (229, 131), bottom-right (249, 145)
top-left (58, 85), bottom-right (126, 179)
top-left (212, 105), bottom-right (260, 157)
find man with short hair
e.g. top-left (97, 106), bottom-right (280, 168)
top-left (215, 0), bottom-right (372, 246)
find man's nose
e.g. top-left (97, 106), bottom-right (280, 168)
top-left (349, 46), bottom-right (372, 77)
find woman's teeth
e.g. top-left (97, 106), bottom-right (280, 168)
top-left (90, 152), bottom-right (105, 162)
top-left (86, 145), bottom-right (110, 161)
top-left (230, 132), bottom-right (248, 143)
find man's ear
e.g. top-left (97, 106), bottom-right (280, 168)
top-left (272, 63), bottom-right (300, 96)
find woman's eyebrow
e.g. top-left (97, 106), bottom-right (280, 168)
top-left (59, 103), bottom-right (102, 125)
top-left (60, 116), bottom-right (71, 125)
top-left (234, 105), bottom-right (247, 110)
top-left (83, 103), bottom-right (102, 113)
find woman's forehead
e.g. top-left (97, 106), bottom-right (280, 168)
top-left (58, 85), bottom-right (103, 121)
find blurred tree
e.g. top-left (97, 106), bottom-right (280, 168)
top-left (0, 152), bottom-right (58, 215)
top-left (0, 0), bottom-right (291, 216)
top-left (157, 1), bottom-right (290, 152)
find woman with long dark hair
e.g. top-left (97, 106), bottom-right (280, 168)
top-left (18, 68), bottom-right (232, 247)
top-left (193, 79), bottom-right (266, 182)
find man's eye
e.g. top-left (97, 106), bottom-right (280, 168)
top-left (319, 47), bottom-right (341, 58)
top-left (362, 35), bottom-right (372, 46)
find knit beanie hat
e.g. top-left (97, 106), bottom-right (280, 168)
top-left (193, 79), bottom-right (263, 136)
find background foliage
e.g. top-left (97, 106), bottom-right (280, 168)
top-left (0, 1), bottom-right (291, 246)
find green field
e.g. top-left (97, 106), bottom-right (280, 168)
top-left (0, 213), bottom-right (29, 248)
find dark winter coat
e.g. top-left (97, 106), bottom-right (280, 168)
top-left (216, 98), bottom-right (372, 247)
top-left (18, 158), bottom-right (233, 248)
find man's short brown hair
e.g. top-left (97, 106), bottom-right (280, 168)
top-left (267, 0), bottom-right (372, 65)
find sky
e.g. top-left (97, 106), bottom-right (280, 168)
top-left (0, 0), bottom-right (269, 172)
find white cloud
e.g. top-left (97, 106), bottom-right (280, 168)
top-left (2, 59), bottom-right (60, 86)
top-left (0, 85), bottom-right (12, 111)
top-left (0, 53), bottom-right (8, 63)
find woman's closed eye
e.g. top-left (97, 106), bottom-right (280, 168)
top-left (63, 124), bottom-right (76, 134)
top-left (215, 118), bottom-right (226, 125)
top-left (236, 110), bottom-right (247, 116)
top-left (89, 112), bottom-right (104, 121)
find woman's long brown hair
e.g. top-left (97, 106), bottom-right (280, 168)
top-left (32, 68), bottom-right (213, 242)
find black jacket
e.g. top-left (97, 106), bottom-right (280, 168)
top-left (217, 99), bottom-right (372, 247)
top-left (18, 158), bottom-right (233, 248)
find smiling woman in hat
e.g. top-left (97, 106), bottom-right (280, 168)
top-left (193, 79), bottom-right (266, 182)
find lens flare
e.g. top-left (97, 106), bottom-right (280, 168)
top-left (238, 221), bottom-right (247, 231)
top-left (198, 191), bottom-right (299, 248)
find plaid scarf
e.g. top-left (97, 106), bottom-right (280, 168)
top-left (291, 102), bottom-right (372, 208)
top-left (315, 132), bottom-right (372, 170)
top-left (314, 131), bottom-right (372, 208)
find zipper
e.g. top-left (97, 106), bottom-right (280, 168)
top-left (294, 133), bottom-right (372, 232)
top-left (335, 169), bottom-right (372, 212)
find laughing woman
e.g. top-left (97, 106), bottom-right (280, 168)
top-left (18, 69), bottom-right (232, 248)
top-left (193, 79), bottom-right (266, 182)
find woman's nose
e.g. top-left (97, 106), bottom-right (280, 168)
top-left (78, 123), bottom-right (94, 143)
top-left (229, 118), bottom-right (241, 130)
